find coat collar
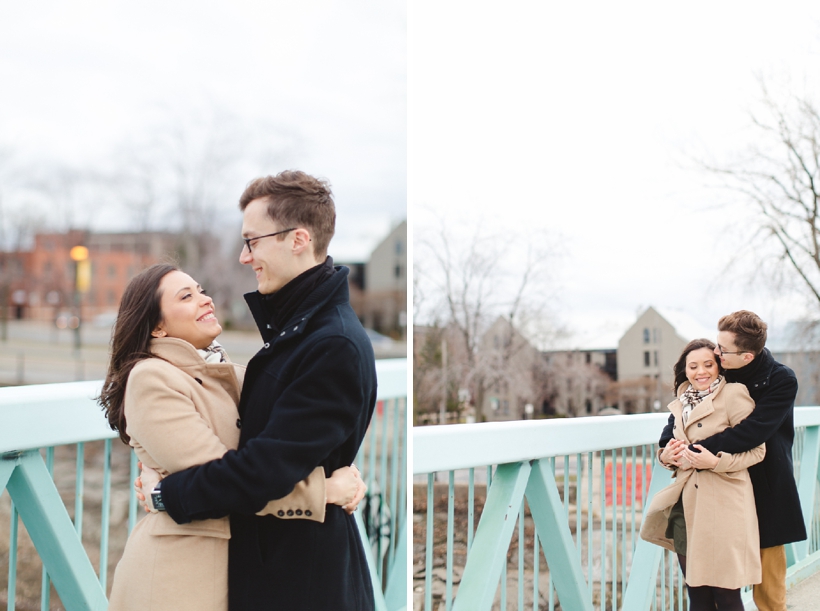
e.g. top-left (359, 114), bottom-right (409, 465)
top-left (245, 265), bottom-right (351, 343)
top-left (670, 377), bottom-right (727, 435)
top-left (149, 337), bottom-right (214, 367)
top-left (148, 337), bottom-right (238, 375)
top-left (148, 337), bottom-right (241, 400)
top-left (724, 347), bottom-right (774, 387)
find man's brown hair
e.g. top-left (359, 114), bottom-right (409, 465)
top-left (239, 170), bottom-right (336, 258)
top-left (718, 310), bottom-right (768, 355)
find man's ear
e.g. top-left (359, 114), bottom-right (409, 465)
top-left (291, 228), bottom-right (313, 254)
top-left (743, 352), bottom-right (756, 364)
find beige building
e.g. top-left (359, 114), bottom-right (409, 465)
top-left (479, 316), bottom-right (542, 421)
top-left (360, 220), bottom-right (407, 339)
top-left (616, 306), bottom-right (713, 413)
top-left (770, 321), bottom-right (820, 408)
top-left (541, 348), bottom-right (616, 416)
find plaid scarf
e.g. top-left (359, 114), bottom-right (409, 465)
top-left (197, 340), bottom-right (228, 364)
top-left (680, 375), bottom-right (722, 425)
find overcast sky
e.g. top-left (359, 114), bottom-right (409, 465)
top-left (410, 2), bottom-right (820, 347)
top-left (0, 0), bottom-right (406, 260)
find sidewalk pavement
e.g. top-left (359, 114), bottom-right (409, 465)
top-left (785, 570), bottom-right (820, 610)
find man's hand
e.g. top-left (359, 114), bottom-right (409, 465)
top-left (134, 461), bottom-right (162, 513)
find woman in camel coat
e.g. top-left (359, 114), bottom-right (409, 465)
top-left (100, 264), bottom-right (362, 611)
top-left (641, 339), bottom-right (764, 609)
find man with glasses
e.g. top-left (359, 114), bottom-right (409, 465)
top-left (138, 170), bottom-right (377, 610)
top-left (660, 310), bottom-right (805, 611)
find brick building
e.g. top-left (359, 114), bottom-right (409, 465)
top-left (1, 230), bottom-right (180, 321)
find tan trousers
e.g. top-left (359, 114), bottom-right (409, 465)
top-left (752, 545), bottom-right (787, 611)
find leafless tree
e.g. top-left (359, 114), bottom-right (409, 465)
top-left (702, 82), bottom-right (820, 312)
top-left (533, 352), bottom-right (614, 417)
top-left (415, 212), bottom-right (563, 422)
top-left (103, 106), bottom-right (298, 324)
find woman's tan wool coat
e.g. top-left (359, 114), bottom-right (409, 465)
top-left (640, 379), bottom-right (765, 589)
top-left (108, 338), bottom-right (326, 611)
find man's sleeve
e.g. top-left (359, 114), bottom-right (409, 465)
top-left (697, 374), bottom-right (798, 455)
top-left (658, 413), bottom-right (675, 447)
top-left (160, 336), bottom-right (368, 524)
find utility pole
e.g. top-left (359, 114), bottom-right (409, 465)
top-left (439, 337), bottom-right (447, 424)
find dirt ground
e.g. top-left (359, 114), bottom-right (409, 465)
top-left (0, 439), bottom-right (135, 610)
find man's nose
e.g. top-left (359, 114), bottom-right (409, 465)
top-left (239, 246), bottom-right (252, 264)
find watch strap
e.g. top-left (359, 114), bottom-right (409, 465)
top-left (151, 481), bottom-right (166, 512)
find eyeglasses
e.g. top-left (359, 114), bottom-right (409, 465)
top-left (241, 228), bottom-right (296, 253)
top-left (717, 345), bottom-right (748, 356)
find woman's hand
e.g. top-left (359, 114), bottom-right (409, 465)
top-left (134, 461), bottom-right (162, 513)
top-left (326, 465), bottom-right (367, 514)
top-left (660, 439), bottom-right (686, 467)
top-left (683, 444), bottom-right (720, 470)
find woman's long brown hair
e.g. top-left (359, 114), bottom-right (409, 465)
top-left (99, 263), bottom-right (177, 443)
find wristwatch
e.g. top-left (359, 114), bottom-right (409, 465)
top-left (151, 481), bottom-right (166, 512)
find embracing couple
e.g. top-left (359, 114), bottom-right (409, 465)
top-left (99, 170), bottom-right (377, 610)
top-left (640, 310), bottom-right (806, 611)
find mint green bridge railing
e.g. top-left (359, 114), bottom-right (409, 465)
top-left (413, 408), bottom-right (820, 611)
top-left (0, 358), bottom-right (407, 611)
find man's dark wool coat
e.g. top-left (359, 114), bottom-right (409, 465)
top-left (161, 267), bottom-right (378, 610)
top-left (660, 348), bottom-right (806, 548)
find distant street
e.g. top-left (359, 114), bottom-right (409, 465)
top-left (0, 320), bottom-right (406, 386)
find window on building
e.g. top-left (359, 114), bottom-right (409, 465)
top-left (585, 399), bottom-right (592, 414)
top-left (394, 264), bottom-right (402, 278)
top-left (643, 328), bottom-right (650, 343)
top-left (395, 240), bottom-right (403, 255)
top-left (585, 352), bottom-right (591, 364)
top-left (644, 351), bottom-right (651, 367)
top-left (654, 351), bottom-right (658, 366)
top-left (108, 290), bottom-right (117, 305)
top-left (109, 264), bottom-right (117, 279)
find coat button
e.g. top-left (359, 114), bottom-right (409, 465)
top-left (280, 331), bottom-right (286, 336)
top-left (194, 378), bottom-right (203, 385)
top-left (263, 342), bottom-right (270, 349)
top-left (673, 425), bottom-right (676, 429)
top-left (236, 418), bottom-right (242, 429)
top-left (697, 423), bottom-right (702, 427)
top-left (695, 484), bottom-right (698, 489)
top-left (296, 509), bottom-right (303, 515)
top-left (293, 326), bottom-right (298, 331)
top-left (287, 510), bottom-right (294, 516)
top-left (277, 510), bottom-right (284, 517)
top-left (305, 510), bottom-right (312, 516)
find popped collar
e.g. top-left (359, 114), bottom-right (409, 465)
top-left (244, 266), bottom-right (352, 350)
top-left (724, 347), bottom-right (775, 393)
